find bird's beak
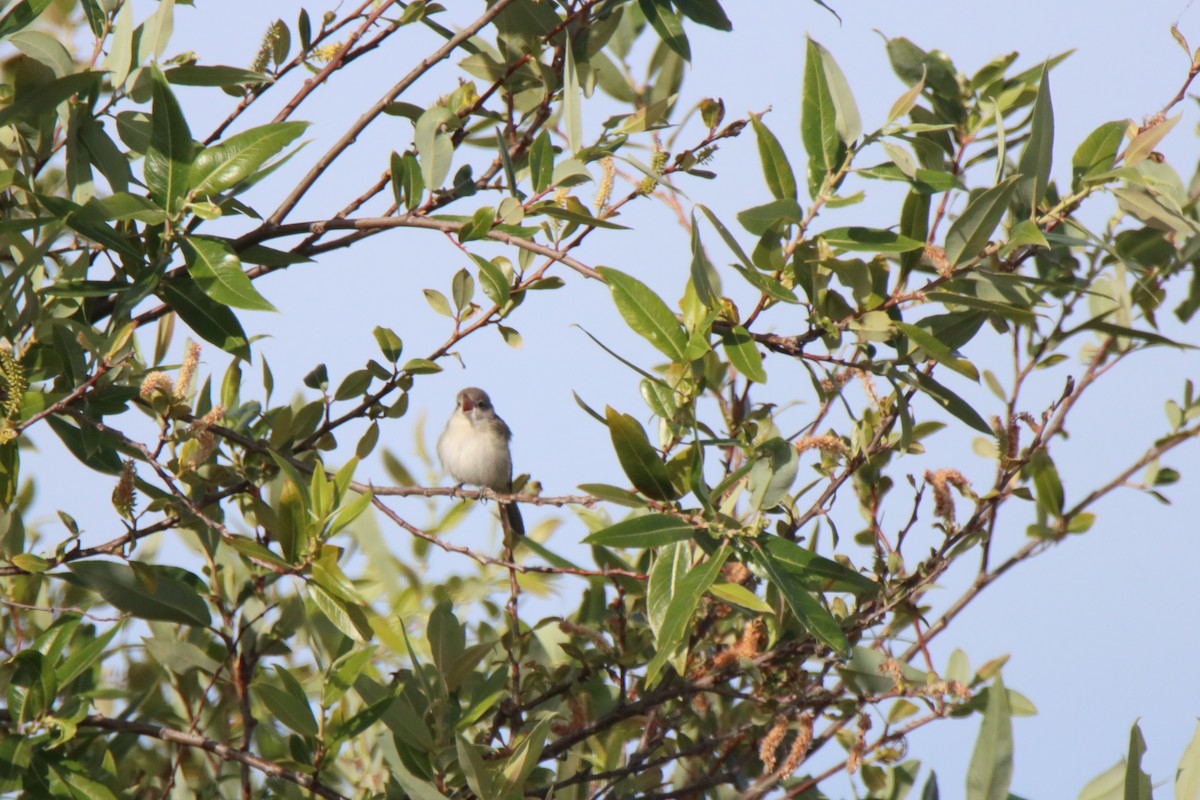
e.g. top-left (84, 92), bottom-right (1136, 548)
top-left (460, 396), bottom-right (474, 413)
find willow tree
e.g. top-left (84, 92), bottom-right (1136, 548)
top-left (1, 1), bottom-right (1199, 798)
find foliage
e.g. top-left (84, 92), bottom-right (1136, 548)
top-left (0, 1), bottom-right (1198, 798)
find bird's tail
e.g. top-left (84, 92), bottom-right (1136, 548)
top-left (499, 500), bottom-right (524, 539)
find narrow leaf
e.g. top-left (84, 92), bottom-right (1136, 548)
top-left (182, 237), bottom-right (275, 311)
top-left (597, 267), bottom-right (688, 362)
top-left (605, 407), bottom-right (679, 501)
top-left (944, 175), bottom-right (1020, 267)
top-left (145, 64), bottom-right (193, 214)
top-left (966, 675), bottom-right (1014, 800)
top-left (583, 514), bottom-right (695, 548)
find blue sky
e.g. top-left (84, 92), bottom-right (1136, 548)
top-left (25, 1), bottom-right (1200, 796)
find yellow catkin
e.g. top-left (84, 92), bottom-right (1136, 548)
top-left (175, 341), bottom-right (201, 399)
top-left (139, 372), bottom-right (174, 400)
top-left (594, 156), bottom-right (615, 213)
top-left (639, 136), bottom-right (666, 195)
top-left (780, 713), bottom-right (814, 775)
top-left (795, 435), bottom-right (847, 456)
top-left (722, 562), bottom-right (751, 584)
top-left (192, 405), bottom-right (226, 433)
top-left (310, 42), bottom-right (343, 63)
top-left (857, 369), bottom-right (880, 407)
top-left (926, 468), bottom-right (971, 525)
top-left (846, 714), bottom-right (871, 774)
top-left (0, 345), bottom-right (26, 420)
top-left (557, 619), bottom-right (611, 651)
top-left (820, 370), bottom-right (853, 394)
top-left (924, 244), bottom-right (952, 278)
top-left (759, 716), bottom-right (788, 773)
top-left (735, 619), bottom-right (765, 660)
top-left (111, 460), bottom-right (137, 519)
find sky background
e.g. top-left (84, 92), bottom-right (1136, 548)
top-left (23, 0), bottom-right (1200, 796)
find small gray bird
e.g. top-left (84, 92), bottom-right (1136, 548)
top-left (437, 387), bottom-right (524, 536)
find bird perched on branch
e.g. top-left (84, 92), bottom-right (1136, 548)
top-left (437, 387), bottom-right (524, 538)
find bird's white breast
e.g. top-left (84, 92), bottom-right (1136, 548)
top-left (437, 413), bottom-right (512, 490)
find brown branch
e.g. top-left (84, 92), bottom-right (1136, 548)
top-left (0, 711), bottom-right (349, 800)
top-left (265, 0), bottom-right (520, 226)
top-left (16, 358), bottom-right (118, 434)
top-left (203, 0), bottom-right (380, 144)
top-left (370, 495), bottom-right (646, 580)
top-left (237, 215), bottom-right (603, 281)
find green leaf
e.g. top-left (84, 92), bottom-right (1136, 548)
top-left (708, 582), bottom-right (772, 612)
top-left (893, 321), bottom-right (980, 382)
top-left (673, 0), bottom-right (731, 30)
top-left (164, 64), bottom-right (271, 86)
top-left (0, 0), bottom-right (53, 39)
top-left (1175, 720), bottom-right (1200, 800)
top-left (751, 115), bottom-right (797, 200)
top-left (457, 206), bottom-right (494, 243)
top-left (457, 736), bottom-right (494, 799)
top-left (722, 325), bottom-right (766, 383)
top-left (182, 237), bottom-right (275, 311)
top-left (605, 407), bottom-right (678, 501)
top-left (45, 415), bottom-right (123, 475)
top-left (750, 543), bottom-right (847, 654)
top-left (821, 226), bottom-right (925, 253)
top-left (748, 439), bottom-right (796, 510)
top-left (56, 622), bottom-right (122, 686)
top-left (583, 514), bottom-right (695, 548)
top-left (1072, 120), bottom-right (1127, 186)
top-left (645, 546), bottom-right (730, 685)
top-left (158, 277), bottom-right (250, 360)
top-left (1078, 762), bottom-right (1124, 800)
top-left (256, 681), bottom-right (318, 737)
top-left (7, 650), bottom-right (54, 724)
top-left (736, 198), bottom-right (804, 235)
top-left (1016, 67), bottom-right (1054, 210)
top-left (840, 646), bottom-right (929, 695)
top-left (531, 202), bottom-right (629, 230)
top-left (1124, 721), bottom-right (1152, 800)
top-left (145, 64), bottom-right (194, 215)
top-left (1124, 114), bottom-right (1179, 167)
top-left (943, 176), bottom-right (1020, 267)
top-left (688, 216), bottom-right (720, 307)
top-left (35, 194), bottom-right (142, 262)
top-left (373, 326), bottom-right (402, 362)
top-left (402, 358), bottom-right (442, 375)
top-left (0, 71), bottom-right (101, 127)
top-left (802, 37), bottom-right (845, 195)
top-left (563, 34), bottom-right (582, 153)
top-left (529, 130), bottom-right (553, 193)
top-left (597, 267), bottom-right (688, 362)
top-left (415, 107), bottom-right (458, 189)
top-left (67, 561), bottom-right (210, 626)
top-left (470, 254), bottom-right (511, 308)
top-left (910, 371), bottom-right (991, 434)
top-left (639, 0), bottom-right (690, 61)
top-left (450, 268), bottom-right (475, 311)
top-left (143, 637), bottom-right (221, 675)
top-left (966, 675), bottom-right (1014, 800)
top-left (1026, 450), bottom-right (1064, 517)
top-left (307, 582), bottom-right (372, 643)
top-left (816, 40), bottom-right (862, 145)
top-left (190, 121), bottom-right (308, 196)
top-left (761, 535), bottom-right (880, 596)
top-left (696, 204), bottom-right (755, 270)
top-left (647, 542), bottom-right (689, 638)
top-left (11, 30), bottom-right (75, 76)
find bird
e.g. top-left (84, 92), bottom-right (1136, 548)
top-left (437, 387), bottom-right (524, 538)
